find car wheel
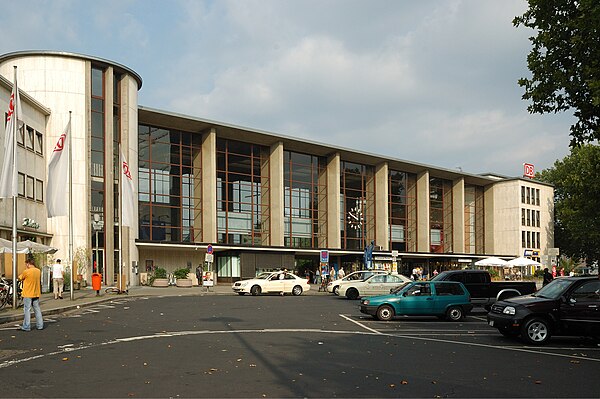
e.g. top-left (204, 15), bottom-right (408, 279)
top-left (376, 305), bottom-right (394, 321)
top-left (250, 285), bottom-right (262, 296)
top-left (346, 288), bottom-right (359, 300)
top-left (333, 286), bottom-right (340, 295)
top-left (292, 285), bottom-right (303, 296)
top-left (446, 306), bottom-right (464, 321)
top-left (521, 317), bottom-right (551, 345)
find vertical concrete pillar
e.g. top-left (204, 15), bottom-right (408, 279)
top-left (416, 171), bottom-right (430, 252)
top-left (374, 162), bottom-right (389, 251)
top-left (452, 178), bottom-right (465, 254)
top-left (326, 153), bottom-right (341, 249)
top-left (104, 67), bottom-right (115, 285)
top-left (483, 185), bottom-right (495, 254)
top-left (269, 142), bottom-right (284, 246)
top-left (202, 128), bottom-right (217, 244)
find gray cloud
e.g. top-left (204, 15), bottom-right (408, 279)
top-left (0, 0), bottom-right (573, 176)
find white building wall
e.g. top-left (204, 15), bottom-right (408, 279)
top-left (0, 56), bottom-right (89, 264)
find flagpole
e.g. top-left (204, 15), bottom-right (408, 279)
top-left (118, 143), bottom-right (123, 292)
top-left (11, 66), bottom-right (18, 309)
top-left (68, 111), bottom-right (73, 300)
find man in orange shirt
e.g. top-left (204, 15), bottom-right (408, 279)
top-left (18, 258), bottom-right (44, 331)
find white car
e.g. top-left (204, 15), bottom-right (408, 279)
top-left (338, 273), bottom-right (412, 300)
top-left (232, 271), bottom-right (310, 296)
top-left (327, 270), bottom-right (388, 295)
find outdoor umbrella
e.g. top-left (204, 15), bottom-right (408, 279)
top-left (16, 239), bottom-right (58, 254)
top-left (474, 257), bottom-right (509, 267)
top-left (0, 238), bottom-right (29, 254)
top-left (507, 257), bottom-right (541, 267)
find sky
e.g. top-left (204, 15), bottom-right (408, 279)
top-left (0, 0), bottom-right (575, 177)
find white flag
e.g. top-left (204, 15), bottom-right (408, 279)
top-left (120, 150), bottom-right (136, 228)
top-left (46, 120), bottom-right (71, 217)
top-left (0, 78), bottom-right (23, 198)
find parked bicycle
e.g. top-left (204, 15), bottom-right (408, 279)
top-left (105, 286), bottom-right (128, 295)
top-left (0, 276), bottom-right (23, 309)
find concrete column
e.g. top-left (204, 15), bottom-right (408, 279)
top-left (374, 162), bottom-right (389, 250)
top-left (483, 185), bottom-right (495, 254)
top-left (201, 128), bottom-right (217, 244)
top-left (326, 153), bottom-right (341, 249)
top-left (416, 171), bottom-right (430, 252)
top-left (104, 67), bottom-right (115, 285)
top-left (452, 178), bottom-right (465, 254)
top-left (269, 142), bottom-right (284, 246)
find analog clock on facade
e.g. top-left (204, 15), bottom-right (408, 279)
top-left (347, 205), bottom-right (363, 230)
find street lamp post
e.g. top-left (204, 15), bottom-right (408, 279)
top-left (92, 214), bottom-right (103, 276)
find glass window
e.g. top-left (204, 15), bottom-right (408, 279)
top-left (430, 177), bottom-right (453, 253)
top-left (526, 187), bottom-right (531, 204)
top-left (18, 173), bottom-right (25, 197)
top-left (389, 170), bottom-right (416, 252)
top-left (26, 176), bottom-right (34, 199)
top-left (91, 67), bottom-right (104, 97)
top-left (536, 189), bottom-right (540, 206)
top-left (521, 186), bottom-right (525, 203)
top-left (521, 208), bottom-right (525, 226)
top-left (35, 179), bottom-right (43, 201)
top-left (571, 281), bottom-right (600, 301)
top-left (35, 131), bottom-right (43, 155)
top-left (26, 126), bottom-right (34, 150)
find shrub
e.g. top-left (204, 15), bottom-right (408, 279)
top-left (173, 268), bottom-right (190, 280)
top-left (149, 267), bottom-right (167, 285)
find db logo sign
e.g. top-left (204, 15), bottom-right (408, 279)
top-left (523, 163), bottom-right (535, 178)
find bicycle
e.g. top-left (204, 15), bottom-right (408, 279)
top-left (0, 276), bottom-right (23, 308)
top-left (105, 286), bottom-right (129, 295)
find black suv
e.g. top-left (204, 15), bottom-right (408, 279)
top-left (487, 276), bottom-right (600, 345)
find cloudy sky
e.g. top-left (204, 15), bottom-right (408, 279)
top-left (0, 0), bottom-right (574, 176)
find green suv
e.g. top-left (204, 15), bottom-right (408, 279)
top-left (359, 281), bottom-right (473, 321)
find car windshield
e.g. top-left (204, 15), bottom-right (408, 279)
top-left (255, 272), bottom-right (273, 280)
top-left (532, 278), bottom-right (572, 299)
top-left (390, 282), bottom-right (411, 294)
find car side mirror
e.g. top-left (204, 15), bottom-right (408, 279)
top-left (569, 297), bottom-right (577, 304)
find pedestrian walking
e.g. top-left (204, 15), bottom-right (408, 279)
top-left (195, 264), bottom-right (202, 286)
top-left (338, 267), bottom-right (345, 279)
top-left (18, 258), bottom-right (44, 331)
top-left (542, 268), bottom-right (554, 286)
top-left (52, 259), bottom-right (65, 299)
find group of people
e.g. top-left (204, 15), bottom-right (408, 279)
top-left (306, 266), bottom-right (346, 284)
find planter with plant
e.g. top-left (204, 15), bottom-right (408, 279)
top-left (174, 268), bottom-right (193, 287)
top-left (150, 267), bottom-right (169, 287)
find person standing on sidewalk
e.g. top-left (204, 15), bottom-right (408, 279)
top-left (18, 258), bottom-right (44, 331)
top-left (52, 259), bottom-right (64, 299)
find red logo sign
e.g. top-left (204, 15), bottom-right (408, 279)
top-left (53, 133), bottom-right (66, 152)
top-left (523, 163), bottom-right (535, 178)
top-left (122, 160), bottom-right (132, 180)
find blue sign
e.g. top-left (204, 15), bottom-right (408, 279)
top-left (320, 250), bottom-right (329, 263)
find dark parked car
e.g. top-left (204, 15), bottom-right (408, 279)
top-left (487, 276), bottom-right (600, 345)
top-left (431, 269), bottom-right (537, 308)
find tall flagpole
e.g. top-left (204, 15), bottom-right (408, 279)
top-left (11, 66), bottom-right (18, 309)
top-left (118, 143), bottom-right (123, 291)
top-left (68, 111), bottom-right (74, 300)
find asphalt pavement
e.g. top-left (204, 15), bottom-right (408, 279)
top-left (0, 283), bottom-right (329, 325)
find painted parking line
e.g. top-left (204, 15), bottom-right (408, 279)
top-left (340, 313), bottom-right (600, 363)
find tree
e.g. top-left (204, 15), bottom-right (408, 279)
top-left (514, 0), bottom-right (600, 145)
top-left (536, 144), bottom-right (600, 264)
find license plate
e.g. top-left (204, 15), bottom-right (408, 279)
top-left (488, 320), bottom-right (494, 327)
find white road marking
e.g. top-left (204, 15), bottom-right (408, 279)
top-left (341, 314), bottom-right (600, 363)
top-left (339, 314), bottom-right (382, 334)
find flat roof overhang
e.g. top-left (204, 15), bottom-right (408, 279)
top-left (135, 241), bottom-right (511, 261)
top-left (138, 106), bottom-right (497, 186)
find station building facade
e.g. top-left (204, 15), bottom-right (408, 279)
top-left (0, 51), bottom-right (554, 286)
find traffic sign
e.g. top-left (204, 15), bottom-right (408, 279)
top-left (320, 250), bottom-right (329, 263)
top-left (207, 244), bottom-right (213, 254)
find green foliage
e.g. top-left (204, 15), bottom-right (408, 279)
top-left (536, 144), bottom-right (600, 264)
top-left (488, 268), bottom-right (500, 279)
top-left (173, 268), bottom-right (190, 280)
top-left (514, 0), bottom-right (600, 145)
top-left (533, 269), bottom-right (544, 278)
top-left (149, 267), bottom-right (167, 285)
